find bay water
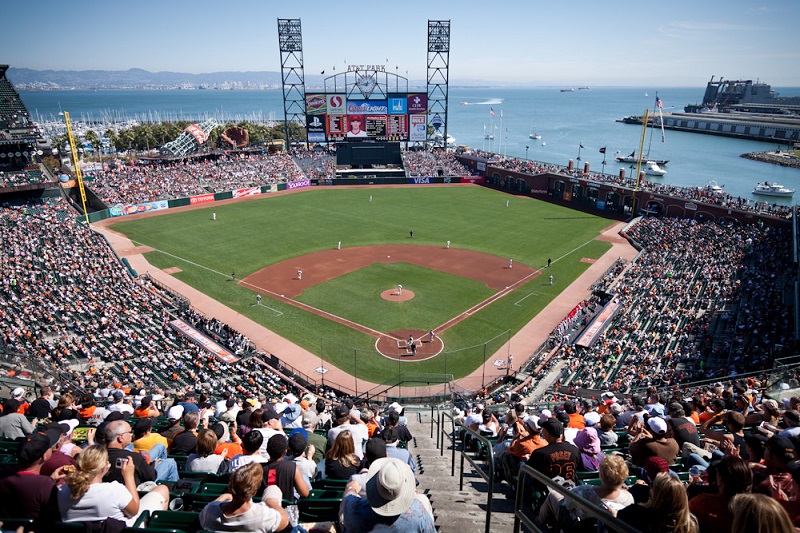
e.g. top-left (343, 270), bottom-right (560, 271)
top-left (19, 86), bottom-right (800, 204)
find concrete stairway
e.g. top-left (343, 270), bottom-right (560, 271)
top-left (407, 409), bottom-right (518, 533)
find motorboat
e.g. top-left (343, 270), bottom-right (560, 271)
top-left (643, 161), bottom-right (667, 176)
top-left (701, 180), bottom-right (725, 195)
top-left (460, 101), bottom-right (469, 105)
top-left (752, 181), bottom-right (795, 197)
top-left (560, 88), bottom-right (574, 93)
top-left (615, 150), bottom-right (668, 166)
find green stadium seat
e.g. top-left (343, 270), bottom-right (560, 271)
top-left (298, 494), bottom-right (342, 523)
top-left (148, 510), bottom-right (202, 533)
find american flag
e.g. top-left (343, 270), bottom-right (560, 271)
top-left (490, 107), bottom-right (496, 117)
top-left (656, 96), bottom-right (664, 110)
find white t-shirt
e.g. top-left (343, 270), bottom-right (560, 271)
top-left (199, 500), bottom-right (282, 533)
top-left (58, 481), bottom-right (131, 524)
top-left (327, 423), bottom-right (370, 459)
top-left (229, 453), bottom-right (268, 471)
top-left (108, 403), bottom-right (134, 414)
top-left (253, 428), bottom-right (283, 459)
top-left (187, 453), bottom-right (226, 473)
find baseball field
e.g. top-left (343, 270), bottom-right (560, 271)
top-left (109, 185), bottom-right (612, 384)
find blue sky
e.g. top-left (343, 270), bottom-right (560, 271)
top-left (4, 0), bottom-right (799, 86)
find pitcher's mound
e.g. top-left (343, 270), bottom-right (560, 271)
top-left (381, 289), bottom-right (415, 302)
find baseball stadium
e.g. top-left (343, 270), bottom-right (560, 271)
top-left (0, 18), bottom-right (799, 533)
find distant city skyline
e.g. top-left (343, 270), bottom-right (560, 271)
top-left (4, 0), bottom-right (799, 87)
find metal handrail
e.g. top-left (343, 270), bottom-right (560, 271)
top-left (459, 426), bottom-right (497, 533)
top-left (513, 464), bottom-right (640, 533)
top-left (439, 410), bottom-right (458, 476)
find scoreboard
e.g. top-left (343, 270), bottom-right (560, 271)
top-left (305, 93), bottom-right (427, 143)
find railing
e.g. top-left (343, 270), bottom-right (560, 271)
top-left (459, 426), bottom-right (497, 533)
top-left (514, 464), bottom-right (640, 533)
top-left (439, 410), bottom-right (458, 477)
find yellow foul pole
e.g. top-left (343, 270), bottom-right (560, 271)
top-left (63, 111), bottom-right (90, 225)
top-left (630, 108), bottom-right (650, 216)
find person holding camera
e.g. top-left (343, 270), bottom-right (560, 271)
top-left (58, 444), bottom-right (169, 527)
top-left (103, 420), bottom-right (158, 487)
top-left (628, 416), bottom-right (679, 468)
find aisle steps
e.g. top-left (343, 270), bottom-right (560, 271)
top-left (406, 410), bottom-right (517, 533)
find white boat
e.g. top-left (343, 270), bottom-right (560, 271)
top-left (643, 161), bottom-right (667, 176)
top-left (753, 181), bottom-right (795, 197)
top-left (529, 116), bottom-right (541, 139)
top-left (700, 180), bottom-right (725, 195)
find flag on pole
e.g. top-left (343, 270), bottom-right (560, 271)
top-left (579, 144), bottom-right (585, 149)
top-left (500, 109), bottom-right (503, 118)
top-left (656, 95), bottom-right (666, 142)
top-left (656, 96), bottom-right (663, 110)
top-left (599, 147), bottom-right (606, 154)
top-left (490, 107), bottom-right (496, 117)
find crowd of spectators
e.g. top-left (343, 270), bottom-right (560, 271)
top-left (90, 152), bottom-right (305, 205)
top-left (556, 216), bottom-right (791, 393)
top-left (0, 169), bottom-right (47, 188)
top-left (0, 380), bottom-right (431, 532)
top-left (487, 153), bottom-right (793, 218)
top-left (0, 199), bottom-right (312, 415)
top-left (402, 149), bottom-right (473, 177)
top-left (291, 148), bottom-right (335, 180)
top-left (460, 378), bottom-right (800, 532)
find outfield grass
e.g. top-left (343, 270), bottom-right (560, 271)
top-left (110, 186), bottom-right (612, 383)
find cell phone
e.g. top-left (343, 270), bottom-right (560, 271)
top-left (116, 457), bottom-right (126, 468)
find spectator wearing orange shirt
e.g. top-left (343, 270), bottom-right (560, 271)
top-left (563, 400), bottom-right (585, 430)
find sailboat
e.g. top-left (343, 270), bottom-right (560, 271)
top-left (617, 92), bottom-right (669, 165)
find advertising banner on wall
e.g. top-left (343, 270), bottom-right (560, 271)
top-left (409, 114), bottom-right (427, 142)
top-left (327, 94), bottom-right (346, 115)
top-left (233, 187), bottom-right (261, 198)
top-left (387, 95), bottom-right (407, 115)
top-left (109, 200), bottom-right (169, 217)
top-left (307, 114), bottom-right (326, 143)
top-left (190, 194), bottom-right (215, 205)
top-left (305, 94), bottom-right (327, 115)
top-left (287, 179), bottom-right (311, 190)
top-left (407, 93), bottom-right (428, 114)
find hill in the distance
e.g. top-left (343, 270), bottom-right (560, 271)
top-left (7, 67), bottom-right (293, 90)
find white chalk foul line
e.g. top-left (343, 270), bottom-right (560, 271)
top-left (256, 302), bottom-right (283, 316)
top-left (130, 239), bottom-right (289, 311)
top-left (514, 292), bottom-right (539, 306)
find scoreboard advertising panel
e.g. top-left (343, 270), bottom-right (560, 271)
top-left (308, 93), bottom-right (425, 143)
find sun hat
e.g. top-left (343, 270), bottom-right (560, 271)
top-left (366, 457), bottom-right (416, 516)
top-left (283, 404), bottom-right (302, 422)
top-left (58, 419), bottom-right (80, 435)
